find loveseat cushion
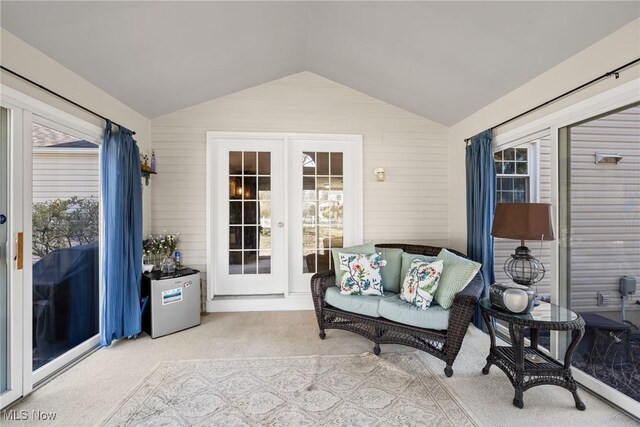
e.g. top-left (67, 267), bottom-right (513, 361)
top-left (378, 295), bottom-right (450, 330)
top-left (324, 286), bottom-right (396, 318)
top-left (375, 246), bottom-right (404, 293)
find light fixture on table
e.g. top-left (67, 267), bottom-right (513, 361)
top-left (491, 203), bottom-right (555, 312)
top-left (492, 203), bottom-right (554, 285)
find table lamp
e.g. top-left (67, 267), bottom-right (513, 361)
top-left (491, 203), bottom-right (555, 287)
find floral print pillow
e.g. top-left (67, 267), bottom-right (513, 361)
top-left (339, 253), bottom-right (384, 296)
top-left (401, 259), bottom-right (444, 310)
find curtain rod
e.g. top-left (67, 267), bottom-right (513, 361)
top-left (464, 57), bottom-right (640, 144)
top-left (1, 65), bottom-right (136, 135)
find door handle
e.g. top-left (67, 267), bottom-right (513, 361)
top-left (16, 232), bottom-right (23, 270)
top-left (277, 222), bottom-right (284, 228)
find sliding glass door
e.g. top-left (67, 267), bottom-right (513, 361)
top-left (559, 102), bottom-right (640, 406)
top-left (0, 88), bottom-right (103, 408)
top-left (30, 119), bottom-right (101, 379)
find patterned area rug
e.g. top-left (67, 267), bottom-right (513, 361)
top-left (101, 352), bottom-right (478, 426)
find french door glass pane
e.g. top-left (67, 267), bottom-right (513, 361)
top-left (564, 103), bottom-right (640, 403)
top-left (302, 151), bottom-right (343, 273)
top-left (1, 107), bottom-right (9, 393)
top-left (228, 151), bottom-right (271, 275)
top-left (31, 122), bottom-right (100, 371)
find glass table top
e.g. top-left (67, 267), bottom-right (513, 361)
top-left (479, 297), bottom-right (578, 323)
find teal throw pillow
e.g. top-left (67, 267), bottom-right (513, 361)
top-left (433, 249), bottom-right (481, 309)
top-left (332, 242), bottom-right (377, 285)
top-left (375, 247), bottom-right (404, 293)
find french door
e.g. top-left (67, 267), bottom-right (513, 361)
top-left (1, 87), bottom-right (103, 409)
top-left (211, 137), bottom-right (286, 295)
top-left (207, 133), bottom-right (362, 301)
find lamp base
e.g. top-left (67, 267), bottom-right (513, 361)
top-left (504, 245), bottom-right (546, 286)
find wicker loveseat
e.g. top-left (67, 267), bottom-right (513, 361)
top-left (310, 243), bottom-right (484, 377)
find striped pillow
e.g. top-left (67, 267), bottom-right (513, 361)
top-left (433, 249), bottom-right (481, 309)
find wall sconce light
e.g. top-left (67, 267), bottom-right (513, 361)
top-left (595, 152), bottom-right (623, 164)
top-left (374, 168), bottom-right (385, 182)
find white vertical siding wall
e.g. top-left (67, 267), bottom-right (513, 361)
top-left (569, 105), bottom-right (640, 318)
top-left (32, 149), bottom-right (99, 203)
top-left (150, 72), bottom-right (450, 273)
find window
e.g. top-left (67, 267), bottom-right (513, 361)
top-left (494, 147), bottom-right (530, 202)
top-left (228, 151), bottom-right (272, 275)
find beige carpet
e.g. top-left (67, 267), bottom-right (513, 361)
top-left (101, 353), bottom-right (478, 426)
top-left (4, 311), bottom-right (637, 426)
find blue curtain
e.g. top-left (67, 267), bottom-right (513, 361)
top-left (100, 120), bottom-right (143, 346)
top-left (466, 129), bottom-right (496, 330)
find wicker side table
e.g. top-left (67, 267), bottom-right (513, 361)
top-left (479, 298), bottom-right (586, 410)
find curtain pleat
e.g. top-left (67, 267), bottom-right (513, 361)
top-left (466, 129), bottom-right (496, 330)
top-left (100, 120), bottom-right (143, 346)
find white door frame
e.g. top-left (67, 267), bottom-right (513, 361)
top-left (205, 132), bottom-right (363, 312)
top-left (0, 85), bottom-right (103, 408)
top-left (0, 99), bottom-right (25, 409)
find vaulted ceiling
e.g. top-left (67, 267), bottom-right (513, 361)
top-left (2, 1), bottom-right (638, 125)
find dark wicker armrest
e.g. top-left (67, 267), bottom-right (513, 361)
top-left (444, 271), bottom-right (484, 367)
top-left (310, 269), bottom-right (336, 302)
top-left (311, 270), bottom-right (336, 335)
top-left (453, 271), bottom-right (484, 304)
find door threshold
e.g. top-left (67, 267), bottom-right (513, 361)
top-left (213, 293), bottom-right (285, 300)
top-left (207, 292), bottom-right (313, 312)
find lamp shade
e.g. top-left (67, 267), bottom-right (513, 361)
top-left (492, 203), bottom-right (555, 241)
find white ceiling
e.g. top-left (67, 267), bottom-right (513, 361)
top-left (2, 1), bottom-right (638, 125)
